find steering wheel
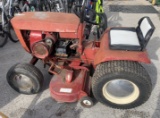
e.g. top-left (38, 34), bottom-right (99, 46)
top-left (73, 5), bottom-right (100, 25)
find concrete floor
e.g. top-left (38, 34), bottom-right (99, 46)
top-left (0, 0), bottom-right (160, 118)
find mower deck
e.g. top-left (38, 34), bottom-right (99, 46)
top-left (49, 69), bottom-right (90, 102)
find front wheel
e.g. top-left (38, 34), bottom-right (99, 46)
top-left (7, 63), bottom-right (44, 94)
top-left (92, 61), bottom-right (152, 109)
top-left (80, 96), bottom-right (94, 108)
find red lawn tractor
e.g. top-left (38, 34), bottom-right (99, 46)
top-left (6, 6), bottom-right (155, 109)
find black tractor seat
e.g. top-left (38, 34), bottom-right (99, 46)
top-left (109, 17), bottom-right (155, 51)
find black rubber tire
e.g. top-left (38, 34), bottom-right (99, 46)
top-left (6, 63), bottom-right (44, 94)
top-left (97, 13), bottom-right (107, 39)
top-left (43, 1), bottom-right (51, 11)
top-left (92, 61), bottom-right (152, 109)
top-left (8, 24), bottom-right (19, 43)
top-left (8, 8), bottom-right (20, 43)
top-left (37, 0), bottom-right (51, 11)
top-left (0, 30), bottom-right (8, 47)
top-left (2, 0), bottom-right (19, 43)
top-left (80, 96), bottom-right (94, 108)
top-left (0, 13), bottom-right (8, 47)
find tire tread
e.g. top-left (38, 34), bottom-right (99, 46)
top-left (92, 61), bottom-right (152, 109)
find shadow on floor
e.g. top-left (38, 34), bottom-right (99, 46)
top-left (147, 36), bottom-right (160, 61)
top-left (152, 93), bottom-right (160, 118)
top-left (19, 97), bottom-right (82, 118)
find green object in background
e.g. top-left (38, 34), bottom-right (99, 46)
top-left (95, 0), bottom-right (104, 24)
top-left (156, 0), bottom-right (160, 5)
top-left (152, 0), bottom-right (160, 5)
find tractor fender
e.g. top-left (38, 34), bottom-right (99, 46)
top-left (93, 31), bottom-right (151, 66)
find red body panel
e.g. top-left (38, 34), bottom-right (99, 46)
top-left (93, 30), bottom-right (151, 65)
top-left (11, 12), bottom-right (84, 54)
top-left (29, 31), bottom-right (42, 46)
top-left (11, 12), bottom-right (150, 65)
top-left (11, 12), bottom-right (79, 32)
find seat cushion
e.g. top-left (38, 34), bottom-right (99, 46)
top-left (109, 28), bottom-right (141, 51)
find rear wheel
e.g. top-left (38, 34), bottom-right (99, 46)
top-left (7, 63), bottom-right (44, 94)
top-left (92, 61), bottom-right (152, 109)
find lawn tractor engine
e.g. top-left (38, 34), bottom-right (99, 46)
top-left (29, 31), bottom-right (76, 59)
top-left (55, 40), bottom-right (75, 57)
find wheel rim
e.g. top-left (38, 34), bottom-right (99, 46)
top-left (12, 74), bottom-right (33, 92)
top-left (82, 100), bottom-right (92, 106)
top-left (102, 79), bottom-right (140, 105)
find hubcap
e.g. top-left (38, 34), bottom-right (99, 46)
top-left (102, 79), bottom-right (140, 105)
top-left (83, 100), bottom-right (92, 106)
top-left (13, 74), bottom-right (33, 92)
